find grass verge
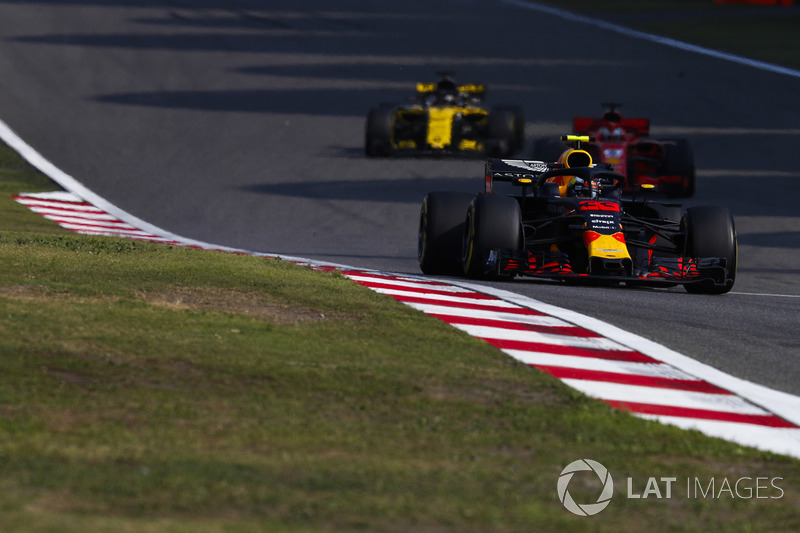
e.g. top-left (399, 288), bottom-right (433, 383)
top-left (2, 143), bottom-right (800, 532)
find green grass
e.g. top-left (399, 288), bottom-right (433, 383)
top-left (2, 144), bottom-right (800, 533)
top-left (3, 5), bottom-right (800, 529)
top-left (2, 232), bottom-right (799, 532)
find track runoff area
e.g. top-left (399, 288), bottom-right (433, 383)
top-left (7, 130), bottom-right (800, 460)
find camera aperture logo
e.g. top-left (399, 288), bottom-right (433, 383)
top-left (558, 459), bottom-right (785, 517)
top-left (557, 459), bottom-right (614, 516)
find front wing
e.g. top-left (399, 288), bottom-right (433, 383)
top-left (490, 249), bottom-right (732, 290)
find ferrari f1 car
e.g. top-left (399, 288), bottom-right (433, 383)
top-left (365, 73), bottom-right (525, 158)
top-left (418, 136), bottom-right (736, 294)
top-left (532, 104), bottom-right (695, 197)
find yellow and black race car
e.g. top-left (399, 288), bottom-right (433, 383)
top-left (365, 73), bottom-right (524, 158)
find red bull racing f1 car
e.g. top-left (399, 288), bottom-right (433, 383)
top-left (365, 73), bottom-right (525, 158)
top-left (533, 104), bottom-right (695, 197)
top-left (418, 136), bottom-right (736, 294)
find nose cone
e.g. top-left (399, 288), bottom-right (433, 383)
top-left (584, 231), bottom-right (632, 275)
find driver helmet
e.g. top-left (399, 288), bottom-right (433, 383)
top-left (589, 178), bottom-right (601, 198)
top-left (603, 110), bottom-right (621, 123)
top-left (547, 148), bottom-right (594, 197)
top-left (566, 177), bottom-right (600, 198)
top-left (566, 177), bottom-right (584, 197)
top-left (436, 79), bottom-right (460, 105)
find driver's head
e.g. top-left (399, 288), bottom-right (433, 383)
top-left (437, 79), bottom-right (457, 93)
top-left (589, 178), bottom-right (601, 198)
top-left (566, 177), bottom-right (583, 197)
top-left (436, 79), bottom-right (459, 104)
top-left (547, 149), bottom-right (594, 197)
top-left (565, 177), bottom-right (600, 198)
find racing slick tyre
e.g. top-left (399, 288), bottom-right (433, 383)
top-left (487, 109), bottom-right (518, 158)
top-left (663, 139), bottom-right (696, 197)
top-left (418, 192), bottom-right (475, 275)
top-left (365, 108), bottom-right (395, 157)
top-left (462, 194), bottom-right (521, 279)
top-left (683, 206), bottom-right (737, 294)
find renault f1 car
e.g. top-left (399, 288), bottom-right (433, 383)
top-left (365, 73), bottom-right (525, 158)
top-left (418, 136), bottom-right (736, 294)
top-left (532, 104), bottom-right (695, 197)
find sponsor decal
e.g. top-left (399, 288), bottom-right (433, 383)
top-left (501, 159), bottom-right (549, 173)
top-left (579, 200), bottom-right (620, 212)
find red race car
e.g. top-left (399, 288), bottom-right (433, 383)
top-left (533, 104), bottom-right (695, 197)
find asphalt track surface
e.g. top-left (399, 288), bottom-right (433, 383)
top-left (1, 0), bottom-right (799, 398)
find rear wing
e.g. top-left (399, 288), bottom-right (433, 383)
top-left (415, 82), bottom-right (486, 99)
top-left (484, 158), bottom-right (558, 193)
top-left (457, 84), bottom-right (486, 99)
top-left (573, 116), bottom-right (650, 137)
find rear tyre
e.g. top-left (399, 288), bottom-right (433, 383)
top-left (663, 139), bottom-right (695, 197)
top-left (462, 194), bottom-right (521, 279)
top-left (365, 108), bottom-right (395, 156)
top-left (418, 192), bottom-right (475, 275)
top-left (683, 206), bottom-right (737, 294)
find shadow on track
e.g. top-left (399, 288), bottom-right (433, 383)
top-left (238, 177), bottom-right (479, 204)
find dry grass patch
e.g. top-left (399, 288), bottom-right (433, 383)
top-left (0, 284), bottom-right (361, 326)
top-left (134, 286), bottom-right (337, 325)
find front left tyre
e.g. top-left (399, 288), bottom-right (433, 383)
top-left (365, 108), bottom-right (395, 157)
top-left (683, 205), bottom-right (737, 294)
